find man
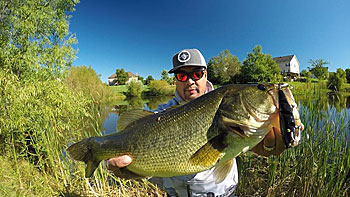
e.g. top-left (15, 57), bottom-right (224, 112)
top-left (107, 49), bottom-right (288, 196)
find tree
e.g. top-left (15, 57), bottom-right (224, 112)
top-left (240, 45), bottom-right (281, 83)
top-left (115, 68), bottom-right (129, 85)
top-left (161, 69), bottom-right (174, 85)
top-left (345, 68), bottom-right (350, 83)
top-left (0, 0), bottom-right (78, 79)
top-left (145, 75), bottom-right (154, 85)
top-left (300, 69), bottom-right (308, 77)
top-left (327, 68), bottom-right (346, 91)
top-left (138, 76), bottom-right (144, 84)
top-left (308, 59), bottom-right (329, 80)
top-left (207, 49), bottom-right (241, 85)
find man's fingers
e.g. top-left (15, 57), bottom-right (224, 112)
top-left (263, 127), bottom-right (276, 149)
top-left (251, 127), bottom-right (286, 157)
top-left (106, 155), bottom-right (132, 169)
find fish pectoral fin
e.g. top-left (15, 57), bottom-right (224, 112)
top-left (213, 159), bottom-right (234, 184)
top-left (114, 167), bottom-right (148, 179)
top-left (189, 132), bottom-right (228, 167)
top-left (86, 159), bottom-right (101, 178)
top-left (117, 109), bottom-right (154, 131)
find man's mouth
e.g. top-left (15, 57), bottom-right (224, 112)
top-left (185, 88), bottom-right (198, 94)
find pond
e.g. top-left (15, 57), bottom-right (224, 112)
top-left (102, 93), bottom-right (350, 138)
top-left (102, 96), bottom-right (173, 135)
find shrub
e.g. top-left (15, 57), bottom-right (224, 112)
top-left (148, 80), bottom-right (175, 96)
top-left (64, 66), bottom-right (119, 103)
top-left (0, 69), bottom-right (93, 171)
top-left (126, 81), bottom-right (143, 97)
top-left (327, 68), bottom-right (346, 91)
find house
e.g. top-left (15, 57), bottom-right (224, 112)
top-left (107, 71), bottom-right (139, 86)
top-left (273, 55), bottom-right (300, 79)
top-left (108, 73), bottom-right (117, 86)
top-left (126, 72), bottom-right (139, 84)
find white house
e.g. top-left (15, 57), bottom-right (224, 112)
top-left (273, 55), bottom-right (300, 78)
top-left (108, 73), bottom-right (117, 86)
top-left (108, 71), bottom-right (139, 86)
top-left (126, 72), bottom-right (139, 84)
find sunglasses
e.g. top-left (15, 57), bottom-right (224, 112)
top-left (174, 68), bottom-right (205, 82)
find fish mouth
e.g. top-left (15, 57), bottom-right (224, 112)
top-left (221, 116), bottom-right (276, 138)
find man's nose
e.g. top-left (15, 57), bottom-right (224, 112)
top-left (186, 77), bottom-right (195, 85)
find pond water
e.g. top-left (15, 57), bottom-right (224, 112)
top-left (102, 96), bottom-right (173, 135)
top-left (102, 93), bottom-right (350, 137)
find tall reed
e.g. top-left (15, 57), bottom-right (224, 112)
top-left (236, 84), bottom-right (350, 196)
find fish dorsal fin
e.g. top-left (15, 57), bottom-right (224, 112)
top-left (189, 132), bottom-right (228, 168)
top-left (117, 109), bottom-right (155, 131)
top-left (213, 159), bottom-right (234, 184)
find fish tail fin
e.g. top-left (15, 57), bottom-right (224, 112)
top-left (67, 137), bottom-right (101, 178)
top-left (213, 159), bottom-right (234, 184)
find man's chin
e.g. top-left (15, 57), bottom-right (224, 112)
top-left (185, 93), bottom-right (198, 101)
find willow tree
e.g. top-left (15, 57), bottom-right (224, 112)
top-left (0, 0), bottom-right (79, 80)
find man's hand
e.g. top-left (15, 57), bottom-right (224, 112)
top-left (251, 123), bottom-right (304, 157)
top-left (106, 155), bottom-right (132, 176)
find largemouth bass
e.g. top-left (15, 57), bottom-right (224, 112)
top-left (67, 84), bottom-right (303, 182)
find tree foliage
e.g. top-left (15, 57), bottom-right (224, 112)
top-left (207, 49), bottom-right (241, 85)
top-left (115, 68), bottom-right (129, 85)
top-left (64, 65), bottom-right (118, 103)
top-left (138, 76), bottom-right (144, 84)
top-left (327, 68), bottom-right (346, 91)
top-left (240, 45), bottom-right (281, 83)
top-left (345, 68), bottom-right (350, 83)
top-left (0, 0), bottom-right (78, 79)
top-left (161, 69), bottom-right (174, 85)
top-left (308, 59), bottom-right (329, 80)
top-left (145, 75), bottom-right (154, 85)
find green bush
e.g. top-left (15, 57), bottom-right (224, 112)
top-left (148, 80), bottom-right (175, 96)
top-left (0, 70), bottom-right (92, 165)
top-left (327, 68), bottom-right (346, 91)
top-left (126, 80), bottom-right (143, 97)
top-left (64, 66), bottom-right (120, 104)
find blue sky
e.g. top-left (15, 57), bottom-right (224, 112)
top-left (69, 0), bottom-right (350, 82)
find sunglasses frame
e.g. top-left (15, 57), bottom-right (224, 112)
top-left (174, 68), bottom-right (206, 82)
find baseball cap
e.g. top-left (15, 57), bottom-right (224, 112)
top-left (169, 49), bottom-right (207, 73)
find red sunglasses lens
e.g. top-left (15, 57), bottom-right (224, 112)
top-left (175, 73), bottom-right (188, 82)
top-left (191, 71), bottom-right (203, 80)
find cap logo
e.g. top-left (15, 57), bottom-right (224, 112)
top-left (178, 50), bottom-right (191, 63)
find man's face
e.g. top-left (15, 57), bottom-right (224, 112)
top-left (174, 66), bottom-right (207, 101)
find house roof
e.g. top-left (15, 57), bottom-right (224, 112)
top-left (108, 73), bottom-right (117, 79)
top-left (108, 71), bottom-right (138, 79)
top-left (127, 72), bottom-right (136, 77)
top-left (273, 55), bottom-right (295, 63)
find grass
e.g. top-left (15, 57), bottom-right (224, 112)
top-left (236, 86), bottom-right (350, 196)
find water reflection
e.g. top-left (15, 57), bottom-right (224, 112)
top-left (102, 96), bottom-right (173, 135)
top-left (102, 93), bottom-right (350, 136)
top-left (295, 93), bottom-right (350, 112)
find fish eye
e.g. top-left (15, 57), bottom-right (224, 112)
top-left (257, 84), bottom-right (266, 91)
